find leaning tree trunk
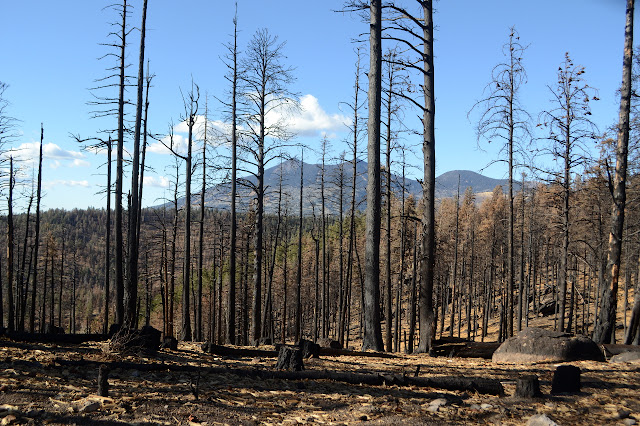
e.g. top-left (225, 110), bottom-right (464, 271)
top-left (595, 0), bottom-right (634, 344)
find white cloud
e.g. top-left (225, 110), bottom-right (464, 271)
top-left (73, 159), bottom-right (91, 167)
top-left (148, 117), bottom-right (231, 155)
top-left (148, 95), bottom-right (349, 155)
top-left (5, 142), bottom-right (88, 167)
top-left (286, 94), bottom-right (351, 137)
top-left (148, 134), bottom-right (186, 155)
top-left (143, 175), bottom-right (170, 188)
top-left (44, 179), bottom-right (90, 189)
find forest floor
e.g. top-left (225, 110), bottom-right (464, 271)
top-left (1, 338), bottom-right (639, 425)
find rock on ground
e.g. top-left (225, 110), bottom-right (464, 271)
top-left (492, 327), bottom-right (605, 364)
top-left (609, 351), bottom-right (640, 363)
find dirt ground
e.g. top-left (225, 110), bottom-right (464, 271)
top-left (0, 339), bottom-right (639, 425)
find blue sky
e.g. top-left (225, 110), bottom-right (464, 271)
top-left (0, 0), bottom-right (633, 211)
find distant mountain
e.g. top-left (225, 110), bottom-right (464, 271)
top-left (435, 170), bottom-right (519, 199)
top-left (166, 160), bottom-right (517, 215)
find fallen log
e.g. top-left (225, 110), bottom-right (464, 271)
top-left (603, 344), bottom-right (640, 356)
top-left (43, 358), bottom-right (503, 396)
top-left (319, 348), bottom-right (397, 359)
top-left (2, 332), bottom-right (109, 344)
top-left (205, 342), bottom-right (396, 359)
top-left (201, 342), bottom-right (278, 358)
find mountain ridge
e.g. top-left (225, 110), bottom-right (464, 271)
top-left (166, 160), bottom-right (518, 214)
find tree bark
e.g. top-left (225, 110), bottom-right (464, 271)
top-left (29, 126), bottom-right (44, 333)
top-left (103, 138), bottom-right (112, 334)
top-left (226, 8), bottom-right (239, 345)
top-left (114, 0), bottom-right (127, 326)
top-left (196, 100), bottom-right (208, 342)
top-left (6, 157), bottom-right (15, 332)
top-left (594, 0), bottom-right (634, 344)
top-left (125, 0), bottom-right (148, 329)
top-left (362, 0), bottom-right (384, 352)
top-left (295, 151), bottom-right (304, 342)
top-left (417, 0), bottom-right (436, 354)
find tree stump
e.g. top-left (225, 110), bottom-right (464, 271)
top-left (515, 375), bottom-right (543, 398)
top-left (298, 339), bottom-right (320, 359)
top-left (551, 365), bottom-right (580, 394)
top-left (98, 364), bottom-right (109, 397)
top-left (275, 346), bottom-right (304, 371)
top-left (137, 325), bottom-right (161, 352)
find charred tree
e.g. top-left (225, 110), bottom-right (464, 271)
top-left (596, 0), bottom-right (634, 344)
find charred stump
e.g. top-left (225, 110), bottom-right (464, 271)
top-left (551, 365), bottom-right (581, 394)
top-left (515, 375), bottom-right (543, 398)
top-left (298, 339), bottom-right (320, 359)
top-left (98, 364), bottom-right (109, 397)
top-left (275, 346), bottom-right (304, 371)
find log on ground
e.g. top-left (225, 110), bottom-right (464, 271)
top-left (48, 358), bottom-right (504, 396)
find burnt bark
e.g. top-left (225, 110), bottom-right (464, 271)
top-left (362, 0), bottom-right (384, 352)
top-left (595, 0), bottom-right (634, 344)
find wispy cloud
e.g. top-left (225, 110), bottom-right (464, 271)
top-left (148, 116), bottom-right (231, 155)
top-left (5, 142), bottom-right (88, 168)
top-left (149, 95), bottom-right (349, 155)
top-left (44, 179), bottom-right (90, 189)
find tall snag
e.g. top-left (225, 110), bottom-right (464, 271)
top-left (362, 0), bottom-right (384, 352)
top-left (595, 0), bottom-right (634, 344)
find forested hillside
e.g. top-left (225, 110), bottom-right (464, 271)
top-left (1, 168), bottom-right (637, 348)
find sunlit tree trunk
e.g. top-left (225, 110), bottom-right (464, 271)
top-left (596, 0), bottom-right (634, 344)
top-left (362, 0), bottom-right (384, 352)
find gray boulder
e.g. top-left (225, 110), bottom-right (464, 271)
top-left (609, 351), bottom-right (640, 363)
top-left (492, 327), bottom-right (605, 363)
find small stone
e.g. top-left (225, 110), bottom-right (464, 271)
top-left (622, 419), bottom-right (637, 426)
top-left (427, 398), bottom-right (447, 413)
top-left (430, 398), bottom-right (447, 407)
top-left (480, 403), bottom-right (493, 410)
top-left (527, 414), bottom-right (559, 426)
top-left (469, 404), bottom-right (482, 410)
